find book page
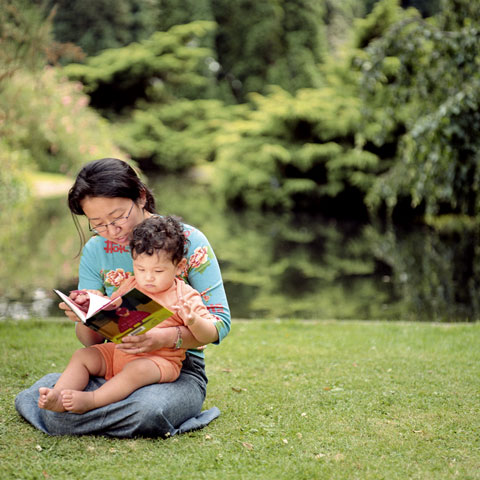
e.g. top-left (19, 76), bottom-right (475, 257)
top-left (85, 292), bottom-right (115, 319)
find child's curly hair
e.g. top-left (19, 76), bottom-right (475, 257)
top-left (130, 215), bottom-right (187, 265)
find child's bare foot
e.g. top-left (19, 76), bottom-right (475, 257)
top-left (61, 389), bottom-right (96, 414)
top-left (38, 387), bottom-right (66, 412)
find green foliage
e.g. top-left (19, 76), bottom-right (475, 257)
top-left (0, 0), bottom-right (125, 242)
top-left (154, 0), bottom-right (213, 32)
top-left (116, 99), bottom-right (245, 171)
top-left (0, 0), bottom-right (52, 78)
top-left (0, 68), bottom-right (123, 175)
top-left (50, 0), bottom-right (329, 101)
top-left (212, 0), bottom-right (327, 100)
top-left (64, 21), bottom-right (221, 112)
top-left (0, 67), bottom-right (122, 286)
top-left (360, 0), bottom-right (480, 216)
top-left (7, 0), bottom-right (476, 221)
top-left (42, 0), bottom-right (159, 57)
top-left (63, 22), bottom-right (240, 170)
top-left (213, 81), bottom-right (381, 212)
top-left (323, 0), bottom-right (369, 52)
top-left (351, 0), bottom-right (414, 49)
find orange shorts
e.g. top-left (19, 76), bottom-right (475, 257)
top-left (91, 343), bottom-right (182, 383)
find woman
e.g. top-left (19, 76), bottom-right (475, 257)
top-left (15, 158), bottom-right (231, 437)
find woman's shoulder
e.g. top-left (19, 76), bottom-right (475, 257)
top-left (83, 235), bottom-right (104, 247)
top-left (81, 235), bottom-right (105, 256)
top-left (181, 222), bottom-right (209, 246)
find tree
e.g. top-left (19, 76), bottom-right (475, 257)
top-left (359, 0), bottom-right (480, 217)
top-left (212, 0), bottom-right (327, 101)
top-left (153, 0), bottom-right (213, 31)
top-left (63, 21), bottom-right (221, 113)
top-left (42, 0), bottom-right (158, 57)
top-left (63, 21), bottom-right (238, 171)
top-left (0, 0), bottom-right (52, 78)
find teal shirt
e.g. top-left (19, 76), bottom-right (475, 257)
top-left (78, 222), bottom-right (231, 357)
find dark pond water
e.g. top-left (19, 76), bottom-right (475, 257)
top-left (1, 175), bottom-right (479, 321)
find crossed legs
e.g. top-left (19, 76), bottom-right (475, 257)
top-left (38, 347), bottom-right (161, 414)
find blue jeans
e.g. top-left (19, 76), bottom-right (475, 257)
top-left (15, 353), bottom-right (220, 437)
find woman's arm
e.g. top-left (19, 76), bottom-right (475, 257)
top-left (75, 322), bottom-right (106, 346)
top-left (183, 225), bottom-right (231, 344)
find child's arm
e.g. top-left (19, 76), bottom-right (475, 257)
top-left (173, 293), bottom-right (219, 345)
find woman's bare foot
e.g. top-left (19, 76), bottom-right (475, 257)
top-left (61, 389), bottom-right (96, 414)
top-left (38, 387), bottom-right (66, 412)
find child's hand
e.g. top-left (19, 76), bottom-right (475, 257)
top-left (172, 296), bottom-right (196, 326)
top-left (116, 330), bottom-right (165, 353)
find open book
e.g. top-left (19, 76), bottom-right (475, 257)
top-left (54, 288), bottom-right (173, 343)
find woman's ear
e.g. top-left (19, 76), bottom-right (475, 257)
top-left (138, 189), bottom-right (147, 209)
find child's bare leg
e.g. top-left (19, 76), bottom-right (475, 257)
top-left (38, 347), bottom-right (105, 412)
top-left (62, 359), bottom-right (161, 414)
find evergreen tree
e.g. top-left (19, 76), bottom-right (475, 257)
top-left (153, 0), bottom-right (213, 31)
top-left (212, 0), bottom-right (327, 101)
top-left (42, 0), bottom-right (158, 57)
top-left (360, 0), bottom-right (480, 217)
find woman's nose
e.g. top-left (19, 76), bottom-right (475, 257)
top-left (106, 222), bottom-right (122, 232)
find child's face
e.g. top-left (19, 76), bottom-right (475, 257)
top-left (133, 251), bottom-right (186, 295)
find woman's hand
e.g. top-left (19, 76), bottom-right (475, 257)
top-left (59, 289), bottom-right (105, 322)
top-left (116, 327), bottom-right (174, 354)
top-left (59, 289), bottom-right (107, 346)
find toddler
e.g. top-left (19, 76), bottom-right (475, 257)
top-left (38, 216), bottom-right (219, 413)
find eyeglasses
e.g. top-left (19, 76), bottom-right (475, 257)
top-left (88, 201), bottom-right (135, 233)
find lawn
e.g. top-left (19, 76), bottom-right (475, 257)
top-left (1, 319), bottom-right (479, 479)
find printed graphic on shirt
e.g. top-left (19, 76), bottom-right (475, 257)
top-left (207, 303), bottom-right (224, 314)
top-left (104, 241), bottom-right (130, 254)
top-left (101, 268), bottom-right (132, 290)
top-left (186, 246), bottom-right (212, 275)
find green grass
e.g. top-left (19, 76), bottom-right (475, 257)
top-left (1, 319), bottom-right (479, 479)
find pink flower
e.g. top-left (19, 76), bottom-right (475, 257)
top-left (105, 268), bottom-right (130, 287)
top-left (189, 247), bottom-right (209, 269)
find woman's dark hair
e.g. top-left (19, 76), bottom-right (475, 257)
top-left (130, 216), bottom-right (187, 265)
top-left (68, 158), bottom-right (156, 249)
top-left (69, 158), bottom-right (156, 215)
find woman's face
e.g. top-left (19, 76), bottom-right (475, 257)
top-left (81, 196), bottom-right (146, 246)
